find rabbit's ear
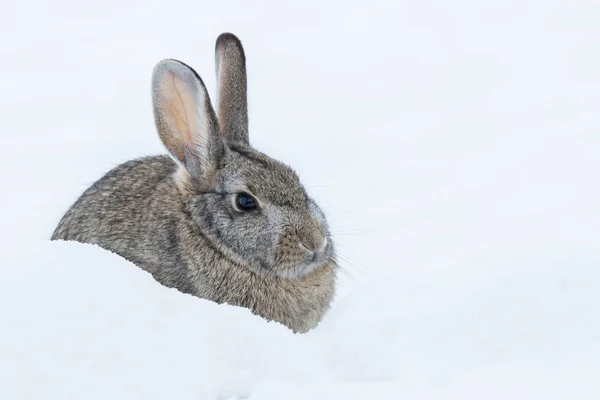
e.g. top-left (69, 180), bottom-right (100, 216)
top-left (152, 59), bottom-right (223, 182)
top-left (215, 33), bottom-right (249, 146)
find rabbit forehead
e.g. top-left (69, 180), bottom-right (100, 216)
top-left (221, 147), bottom-right (308, 207)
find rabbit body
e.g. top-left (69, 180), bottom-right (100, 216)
top-left (52, 34), bottom-right (336, 333)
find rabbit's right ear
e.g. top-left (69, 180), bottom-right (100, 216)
top-left (215, 33), bottom-right (249, 146)
top-left (152, 60), bottom-right (223, 184)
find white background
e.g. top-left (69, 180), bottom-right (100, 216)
top-left (1, 0), bottom-right (599, 398)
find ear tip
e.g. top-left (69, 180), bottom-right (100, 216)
top-left (153, 59), bottom-right (182, 79)
top-left (152, 59), bottom-right (206, 87)
top-left (216, 32), bottom-right (245, 58)
top-left (216, 32), bottom-right (242, 46)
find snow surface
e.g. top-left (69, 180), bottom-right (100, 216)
top-left (2, 0), bottom-right (600, 398)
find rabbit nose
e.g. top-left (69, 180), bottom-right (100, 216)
top-left (299, 230), bottom-right (327, 253)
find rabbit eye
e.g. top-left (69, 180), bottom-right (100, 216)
top-left (235, 193), bottom-right (258, 211)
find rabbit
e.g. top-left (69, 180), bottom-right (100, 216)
top-left (51, 33), bottom-right (337, 333)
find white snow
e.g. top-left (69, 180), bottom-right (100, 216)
top-left (2, 0), bottom-right (600, 398)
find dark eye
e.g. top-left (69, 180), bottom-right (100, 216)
top-left (235, 193), bottom-right (258, 211)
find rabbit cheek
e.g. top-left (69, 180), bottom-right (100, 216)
top-left (275, 232), bottom-right (303, 265)
top-left (271, 227), bottom-right (307, 279)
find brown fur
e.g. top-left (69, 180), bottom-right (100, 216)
top-left (52, 33), bottom-right (337, 333)
top-left (53, 156), bottom-right (335, 332)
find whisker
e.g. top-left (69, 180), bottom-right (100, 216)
top-left (327, 256), bottom-right (359, 284)
top-left (327, 208), bottom-right (362, 224)
top-left (334, 248), bottom-right (376, 281)
top-left (306, 183), bottom-right (339, 188)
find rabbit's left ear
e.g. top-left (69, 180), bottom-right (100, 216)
top-left (215, 33), bottom-right (249, 146)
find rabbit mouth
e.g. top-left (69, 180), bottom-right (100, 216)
top-left (275, 246), bottom-right (332, 280)
top-left (303, 258), bottom-right (329, 274)
top-left (274, 259), bottom-right (329, 280)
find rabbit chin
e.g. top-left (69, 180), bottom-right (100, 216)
top-left (273, 259), bottom-right (329, 280)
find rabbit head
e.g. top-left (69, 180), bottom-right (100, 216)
top-left (152, 33), bottom-right (333, 280)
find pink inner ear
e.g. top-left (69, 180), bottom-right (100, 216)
top-left (163, 72), bottom-right (199, 145)
top-left (155, 65), bottom-right (213, 166)
top-left (153, 59), bottom-right (218, 175)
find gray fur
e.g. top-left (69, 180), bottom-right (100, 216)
top-left (216, 33), bottom-right (249, 145)
top-left (51, 33), bottom-right (337, 333)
